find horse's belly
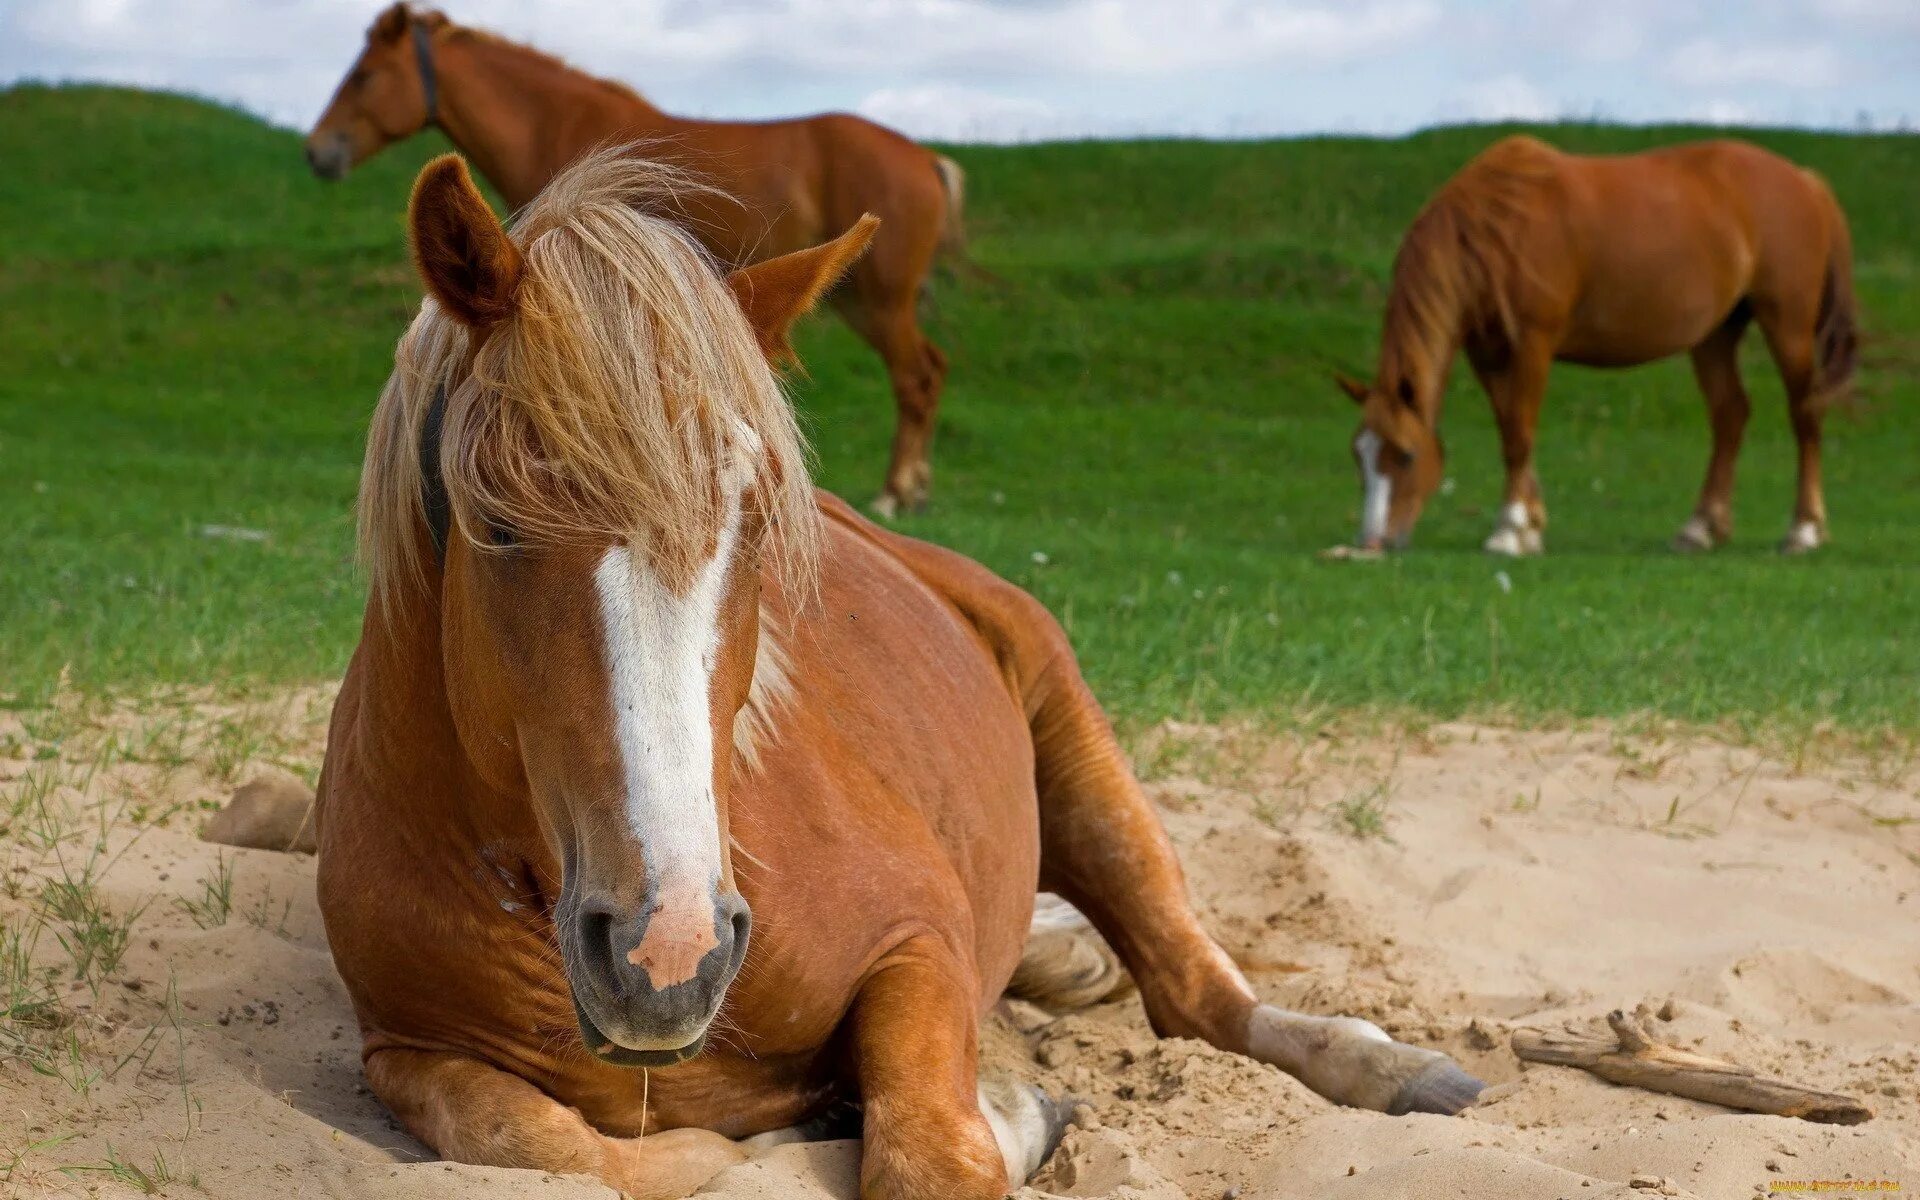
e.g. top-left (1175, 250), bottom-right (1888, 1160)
top-left (1560, 262), bottom-right (1742, 365)
top-left (1558, 179), bottom-right (1752, 365)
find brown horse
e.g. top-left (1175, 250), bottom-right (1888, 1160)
top-left (317, 148), bottom-right (1483, 1200)
top-left (305, 3), bottom-right (962, 517)
top-left (1338, 135), bottom-right (1857, 556)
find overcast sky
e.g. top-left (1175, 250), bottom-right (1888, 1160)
top-left (4, 0), bottom-right (1916, 142)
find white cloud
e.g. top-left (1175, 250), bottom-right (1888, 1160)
top-left (1665, 37), bottom-right (1841, 90)
top-left (856, 84), bottom-right (1061, 143)
top-left (1813, 0), bottom-right (1920, 31)
top-left (0, 0), bottom-right (1911, 140)
top-left (2, 0), bottom-right (1445, 129)
top-left (1446, 74), bottom-right (1554, 123)
top-left (1691, 98), bottom-right (1754, 125)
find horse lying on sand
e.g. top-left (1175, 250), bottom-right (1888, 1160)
top-left (316, 148), bottom-right (1484, 1200)
top-left (306, 2), bottom-right (964, 518)
top-left (1339, 135), bottom-right (1857, 557)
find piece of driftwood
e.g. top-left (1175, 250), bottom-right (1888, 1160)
top-left (1511, 1008), bottom-right (1872, 1125)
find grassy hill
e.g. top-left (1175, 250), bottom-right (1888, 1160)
top-left (2, 84), bottom-right (1916, 728)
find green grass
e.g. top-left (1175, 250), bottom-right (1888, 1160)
top-left (3, 84), bottom-right (1917, 727)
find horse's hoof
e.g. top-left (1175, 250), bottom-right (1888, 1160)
top-left (981, 1079), bottom-right (1076, 1184)
top-left (1387, 1057), bottom-right (1486, 1116)
top-left (869, 493), bottom-right (901, 521)
top-left (1484, 527), bottom-right (1541, 557)
top-left (1779, 521), bottom-right (1824, 555)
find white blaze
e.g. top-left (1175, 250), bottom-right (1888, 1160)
top-left (1356, 428), bottom-right (1391, 546)
top-left (593, 513), bottom-right (740, 913)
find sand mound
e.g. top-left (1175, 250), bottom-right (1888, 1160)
top-left (4, 696), bottom-right (1915, 1198)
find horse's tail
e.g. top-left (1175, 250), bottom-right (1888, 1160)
top-left (1812, 185), bottom-right (1860, 406)
top-left (932, 153), bottom-right (998, 284)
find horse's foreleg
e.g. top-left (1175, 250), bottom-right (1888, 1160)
top-left (1026, 658), bottom-right (1484, 1115)
top-left (1474, 341), bottom-right (1553, 556)
top-left (364, 1047), bottom-right (744, 1198)
top-left (1675, 318), bottom-right (1752, 552)
top-left (850, 935), bottom-right (1068, 1199)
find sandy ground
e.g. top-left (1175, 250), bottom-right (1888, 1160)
top-left (2, 690), bottom-right (1916, 1199)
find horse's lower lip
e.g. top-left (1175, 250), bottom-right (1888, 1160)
top-left (572, 998), bottom-right (707, 1068)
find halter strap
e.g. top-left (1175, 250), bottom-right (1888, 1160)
top-left (419, 384), bottom-right (452, 558)
top-left (411, 21), bottom-right (438, 126)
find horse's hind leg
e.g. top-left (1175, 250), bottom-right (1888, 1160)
top-left (1674, 313), bottom-right (1753, 552)
top-left (1025, 654), bottom-right (1483, 1114)
top-left (851, 933), bottom-right (1069, 1198)
top-left (837, 254), bottom-right (947, 519)
top-left (1755, 304), bottom-right (1828, 553)
top-left (365, 1048), bottom-right (745, 1198)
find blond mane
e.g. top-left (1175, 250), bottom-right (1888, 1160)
top-left (357, 144), bottom-right (820, 611)
top-left (1376, 135), bottom-right (1557, 417)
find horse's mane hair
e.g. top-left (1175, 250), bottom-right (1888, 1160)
top-left (357, 144), bottom-right (820, 611)
top-left (404, 5), bottom-right (655, 110)
top-left (1376, 135), bottom-right (1557, 415)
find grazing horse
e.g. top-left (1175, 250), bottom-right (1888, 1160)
top-left (317, 148), bottom-right (1484, 1200)
top-left (305, 2), bottom-right (963, 517)
top-left (1338, 135), bottom-right (1857, 556)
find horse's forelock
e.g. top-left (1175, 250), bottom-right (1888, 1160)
top-left (357, 145), bottom-right (820, 610)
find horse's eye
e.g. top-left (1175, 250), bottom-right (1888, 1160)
top-left (349, 69), bottom-right (370, 87)
top-left (486, 522), bottom-right (517, 549)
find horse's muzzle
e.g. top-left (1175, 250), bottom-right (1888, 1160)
top-left (563, 889), bottom-right (751, 1067)
top-left (304, 134), bottom-right (353, 181)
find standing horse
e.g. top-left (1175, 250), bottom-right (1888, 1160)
top-left (318, 148), bottom-right (1483, 1200)
top-left (305, 3), bottom-right (963, 518)
top-left (1338, 135), bottom-right (1857, 556)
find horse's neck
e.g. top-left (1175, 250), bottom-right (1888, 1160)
top-left (435, 35), bottom-right (680, 210)
top-left (1376, 269), bottom-right (1467, 427)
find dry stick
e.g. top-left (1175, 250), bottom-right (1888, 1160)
top-left (1510, 1008), bottom-right (1873, 1125)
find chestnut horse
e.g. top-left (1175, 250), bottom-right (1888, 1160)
top-left (1338, 135), bottom-right (1857, 556)
top-left (306, 3), bottom-right (963, 517)
top-left (317, 148), bottom-right (1483, 1200)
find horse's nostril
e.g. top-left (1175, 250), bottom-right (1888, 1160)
top-left (575, 905), bottom-right (618, 983)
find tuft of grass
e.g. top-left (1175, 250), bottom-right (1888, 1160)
top-left (241, 885), bottom-right (293, 939)
top-left (59, 1144), bottom-right (193, 1195)
top-left (1330, 779), bottom-right (1394, 840)
top-left (174, 855), bottom-right (234, 930)
top-left (40, 877), bottom-right (146, 988)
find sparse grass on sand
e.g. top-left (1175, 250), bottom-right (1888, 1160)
top-left (3, 84), bottom-right (1917, 731)
top-left (0, 685), bottom-right (331, 1193)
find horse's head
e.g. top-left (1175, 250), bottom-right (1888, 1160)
top-left (306, 3), bottom-right (444, 181)
top-left (1338, 373), bottom-right (1443, 551)
top-left (388, 153), bottom-right (872, 1065)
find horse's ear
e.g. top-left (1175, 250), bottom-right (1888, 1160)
top-left (1334, 372), bottom-right (1369, 406)
top-left (371, 3), bottom-right (410, 41)
top-left (408, 155), bottom-right (522, 330)
top-left (726, 214), bottom-right (879, 364)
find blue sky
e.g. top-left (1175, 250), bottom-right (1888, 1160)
top-left (3, 0), bottom-right (1915, 141)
